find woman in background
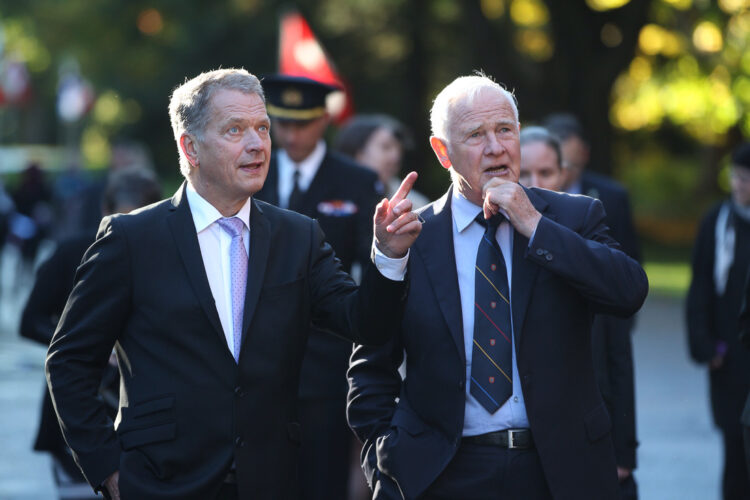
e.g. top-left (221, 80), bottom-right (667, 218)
top-left (335, 114), bottom-right (429, 209)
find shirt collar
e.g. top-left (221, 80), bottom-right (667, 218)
top-left (185, 181), bottom-right (251, 233)
top-left (452, 189), bottom-right (484, 233)
top-left (278, 140), bottom-right (327, 188)
top-left (451, 187), bottom-right (511, 233)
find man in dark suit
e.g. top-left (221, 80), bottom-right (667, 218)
top-left (46, 68), bottom-right (422, 500)
top-left (544, 113), bottom-right (641, 498)
top-left (254, 75), bottom-right (382, 500)
top-left (687, 144), bottom-right (750, 499)
top-left (347, 74), bottom-right (648, 499)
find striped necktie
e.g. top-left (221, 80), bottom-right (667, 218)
top-left (470, 213), bottom-right (513, 413)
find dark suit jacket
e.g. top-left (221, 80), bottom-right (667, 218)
top-left (581, 171), bottom-right (641, 469)
top-left (687, 202), bottom-right (750, 430)
top-left (347, 187), bottom-right (648, 500)
top-left (20, 234), bottom-right (98, 459)
top-left (255, 151), bottom-right (380, 399)
top-left (46, 183), bottom-right (406, 500)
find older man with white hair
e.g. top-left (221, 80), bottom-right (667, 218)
top-left (347, 73), bottom-right (648, 499)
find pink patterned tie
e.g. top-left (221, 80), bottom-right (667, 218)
top-left (217, 217), bottom-right (247, 362)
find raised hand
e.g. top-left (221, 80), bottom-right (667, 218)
top-left (374, 172), bottom-right (423, 258)
top-left (482, 177), bottom-right (541, 238)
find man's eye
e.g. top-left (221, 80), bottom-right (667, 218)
top-left (259, 125), bottom-right (269, 132)
top-left (229, 126), bottom-right (239, 134)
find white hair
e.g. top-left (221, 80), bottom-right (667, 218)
top-left (169, 68), bottom-right (265, 178)
top-left (430, 73), bottom-right (519, 141)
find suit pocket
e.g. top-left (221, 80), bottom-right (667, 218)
top-left (118, 395), bottom-right (176, 450)
top-left (584, 403), bottom-right (612, 442)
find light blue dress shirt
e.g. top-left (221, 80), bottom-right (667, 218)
top-left (451, 190), bottom-right (530, 436)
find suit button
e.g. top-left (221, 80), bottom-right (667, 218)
top-left (235, 437), bottom-right (245, 447)
top-left (535, 248), bottom-right (544, 256)
top-left (458, 381), bottom-right (464, 390)
top-left (545, 254), bottom-right (553, 261)
top-left (234, 386), bottom-right (243, 396)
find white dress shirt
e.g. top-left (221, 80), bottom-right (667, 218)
top-left (277, 140), bottom-right (327, 208)
top-left (185, 183), bottom-right (251, 359)
top-left (451, 190), bottom-right (530, 436)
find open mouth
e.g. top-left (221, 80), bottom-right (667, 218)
top-left (484, 165), bottom-right (509, 174)
top-left (239, 161), bottom-right (263, 170)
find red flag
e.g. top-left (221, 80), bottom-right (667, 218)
top-left (278, 11), bottom-right (354, 124)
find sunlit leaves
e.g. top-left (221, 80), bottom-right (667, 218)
top-left (586, 0), bottom-right (632, 12)
top-left (692, 21), bottom-right (723, 52)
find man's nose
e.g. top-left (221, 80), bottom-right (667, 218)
top-left (244, 129), bottom-right (263, 151)
top-left (484, 134), bottom-right (505, 156)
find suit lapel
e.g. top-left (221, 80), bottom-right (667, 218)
top-left (414, 188), bottom-right (466, 364)
top-left (240, 198), bottom-right (270, 341)
top-left (510, 187), bottom-right (552, 344)
top-left (166, 183), bottom-right (225, 343)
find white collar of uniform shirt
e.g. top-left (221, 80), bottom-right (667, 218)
top-left (277, 140), bottom-right (327, 208)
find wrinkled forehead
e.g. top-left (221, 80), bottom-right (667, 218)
top-left (448, 88), bottom-right (517, 133)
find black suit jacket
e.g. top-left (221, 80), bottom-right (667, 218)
top-left (581, 171), bottom-right (641, 469)
top-left (687, 202), bottom-right (750, 430)
top-left (255, 151), bottom-right (381, 399)
top-left (347, 187), bottom-right (648, 500)
top-left (46, 183), bottom-right (405, 499)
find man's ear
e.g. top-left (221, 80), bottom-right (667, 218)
top-left (430, 136), bottom-right (451, 170)
top-left (180, 133), bottom-right (200, 167)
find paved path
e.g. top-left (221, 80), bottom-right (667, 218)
top-left (0, 290), bottom-right (725, 499)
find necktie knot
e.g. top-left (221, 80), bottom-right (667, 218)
top-left (475, 213), bottom-right (504, 234)
top-left (217, 217), bottom-right (244, 238)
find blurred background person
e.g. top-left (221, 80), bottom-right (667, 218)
top-left (687, 143), bottom-right (750, 500)
top-left (544, 114), bottom-right (641, 499)
top-left (518, 126), bottom-right (565, 191)
top-left (19, 166), bottom-right (162, 500)
top-left (334, 113), bottom-right (429, 209)
top-left (7, 162), bottom-right (54, 272)
top-left (254, 75), bottom-right (383, 500)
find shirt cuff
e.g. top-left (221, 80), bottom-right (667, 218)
top-left (528, 227), bottom-right (537, 246)
top-left (372, 245), bottom-right (409, 281)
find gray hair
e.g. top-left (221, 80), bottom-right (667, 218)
top-left (520, 126), bottom-right (563, 169)
top-left (430, 73), bottom-right (519, 141)
top-left (169, 68), bottom-right (265, 177)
